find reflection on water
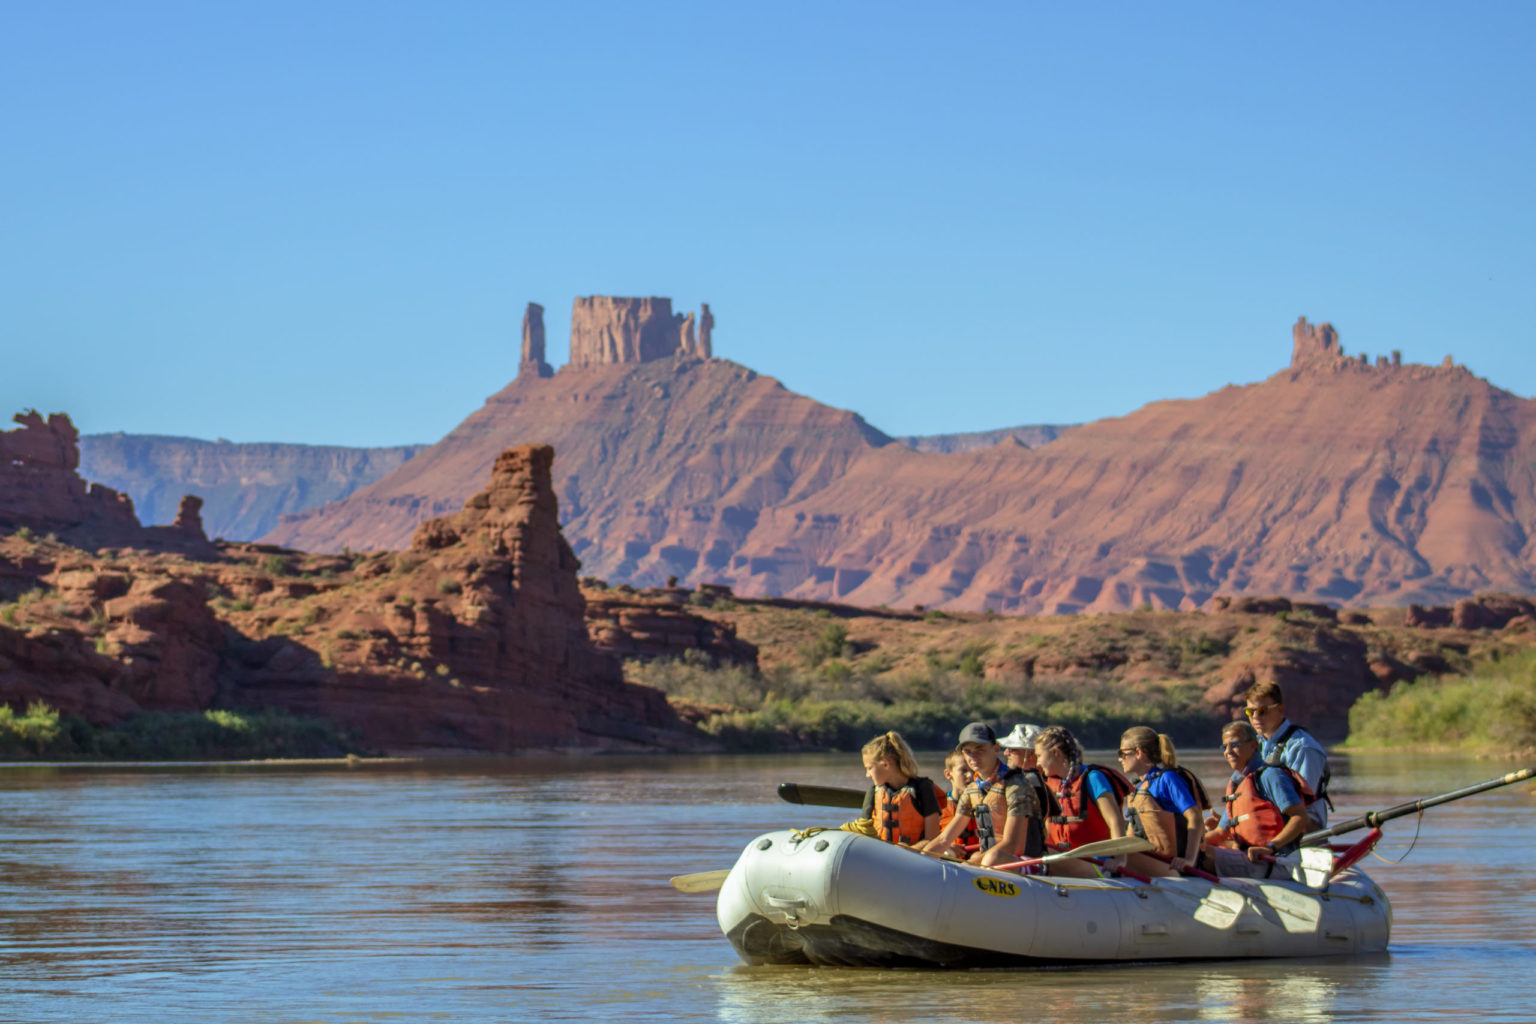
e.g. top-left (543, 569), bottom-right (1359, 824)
top-left (0, 752), bottom-right (1530, 1023)
top-left (710, 959), bottom-right (1369, 1024)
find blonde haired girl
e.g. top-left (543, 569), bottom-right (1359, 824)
top-left (860, 731), bottom-right (943, 846)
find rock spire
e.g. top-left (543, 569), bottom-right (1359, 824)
top-left (519, 302), bottom-right (553, 379)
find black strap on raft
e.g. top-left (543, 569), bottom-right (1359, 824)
top-left (1270, 722), bottom-right (1335, 811)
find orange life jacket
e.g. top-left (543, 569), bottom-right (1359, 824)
top-left (872, 777), bottom-right (940, 845)
top-left (1124, 766), bottom-right (1190, 859)
top-left (1222, 765), bottom-right (1312, 849)
top-left (1046, 764), bottom-right (1132, 852)
top-left (938, 788), bottom-right (976, 848)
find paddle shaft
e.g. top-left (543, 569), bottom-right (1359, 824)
top-left (991, 835), bottom-right (1151, 871)
top-left (1300, 765), bottom-right (1536, 845)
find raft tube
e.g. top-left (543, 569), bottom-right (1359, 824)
top-left (717, 829), bottom-right (1391, 968)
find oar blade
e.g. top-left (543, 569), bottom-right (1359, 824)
top-left (777, 782), bottom-right (867, 810)
top-left (1051, 835), bottom-right (1152, 861)
top-left (669, 869), bottom-right (731, 894)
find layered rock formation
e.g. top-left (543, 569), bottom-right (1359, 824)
top-left (266, 355), bottom-right (893, 565)
top-left (567, 296), bottom-right (712, 367)
top-left (898, 423), bottom-right (1074, 454)
top-left (266, 317), bottom-right (1536, 614)
top-left (0, 446), bottom-right (695, 753)
top-left (230, 444), bottom-right (684, 751)
top-left (1291, 315), bottom-right (1404, 373)
top-left (79, 433), bottom-right (423, 541)
top-left (2, 410), bottom-right (217, 554)
top-left (2, 411), bottom-right (140, 539)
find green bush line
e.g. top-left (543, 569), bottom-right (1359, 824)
top-left (629, 656), bottom-right (1218, 751)
top-left (1344, 649), bottom-right (1536, 753)
top-left (0, 702), bottom-right (364, 761)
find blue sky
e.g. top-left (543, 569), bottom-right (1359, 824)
top-left (4, 3), bottom-right (1533, 447)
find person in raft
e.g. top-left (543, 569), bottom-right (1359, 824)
top-left (1203, 720), bottom-right (1310, 878)
top-left (1244, 681), bottom-right (1332, 830)
top-left (920, 722), bottom-right (1044, 870)
top-left (1033, 725), bottom-right (1133, 878)
top-left (934, 747), bottom-right (978, 859)
top-left (859, 731), bottom-right (944, 846)
top-left (998, 722), bottom-right (1053, 820)
top-left (1118, 726), bottom-right (1205, 877)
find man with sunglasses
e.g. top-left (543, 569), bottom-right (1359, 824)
top-left (1205, 720), bottom-right (1309, 878)
top-left (1242, 681), bottom-right (1330, 829)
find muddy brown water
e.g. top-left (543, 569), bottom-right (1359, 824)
top-left (0, 751), bottom-right (1530, 1022)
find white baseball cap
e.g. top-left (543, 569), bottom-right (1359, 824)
top-left (999, 723), bottom-right (1043, 750)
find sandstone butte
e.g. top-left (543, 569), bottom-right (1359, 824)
top-left (0, 410), bottom-right (697, 753)
top-left (264, 304), bottom-right (1536, 615)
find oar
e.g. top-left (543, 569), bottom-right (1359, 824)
top-left (1300, 764), bottom-right (1536, 846)
top-left (989, 835), bottom-right (1152, 872)
top-left (669, 868), bottom-right (732, 894)
top-left (777, 782), bottom-right (866, 810)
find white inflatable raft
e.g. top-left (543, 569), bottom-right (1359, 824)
top-left (718, 830), bottom-right (1391, 968)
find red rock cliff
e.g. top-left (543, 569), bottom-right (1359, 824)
top-left (567, 296), bottom-right (711, 367)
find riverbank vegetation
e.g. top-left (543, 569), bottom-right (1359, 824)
top-left (1345, 650), bottom-right (1536, 754)
top-left (627, 652), bottom-right (1214, 751)
top-left (0, 702), bottom-right (363, 761)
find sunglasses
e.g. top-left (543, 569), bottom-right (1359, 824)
top-left (1220, 741), bottom-right (1246, 752)
top-left (1116, 748), bottom-right (1138, 757)
top-left (1243, 705), bottom-right (1278, 717)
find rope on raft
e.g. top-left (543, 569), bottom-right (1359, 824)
top-left (1368, 807), bottom-right (1425, 866)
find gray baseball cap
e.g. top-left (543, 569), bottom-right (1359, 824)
top-left (956, 721), bottom-right (996, 746)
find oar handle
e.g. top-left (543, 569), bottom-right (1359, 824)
top-left (1301, 765), bottom-right (1536, 845)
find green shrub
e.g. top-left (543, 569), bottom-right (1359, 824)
top-left (96, 707), bottom-right (362, 759)
top-left (0, 702), bottom-right (70, 757)
top-left (14, 526), bottom-right (34, 541)
top-left (260, 554), bottom-right (290, 576)
top-left (1345, 650), bottom-right (1536, 753)
top-left (437, 578), bottom-right (463, 595)
top-left (801, 623), bottom-right (852, 667)
top-left (640, 654), bottom-right (1216, 752)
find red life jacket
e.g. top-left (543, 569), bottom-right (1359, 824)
top-left (1045, 764), bottom-right (1133, 852)
top-left (1222, 764), bottom-right (1312, 849)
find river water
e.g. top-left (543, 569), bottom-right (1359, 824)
top-left (0, 750), bottom-right (1530, 1023)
